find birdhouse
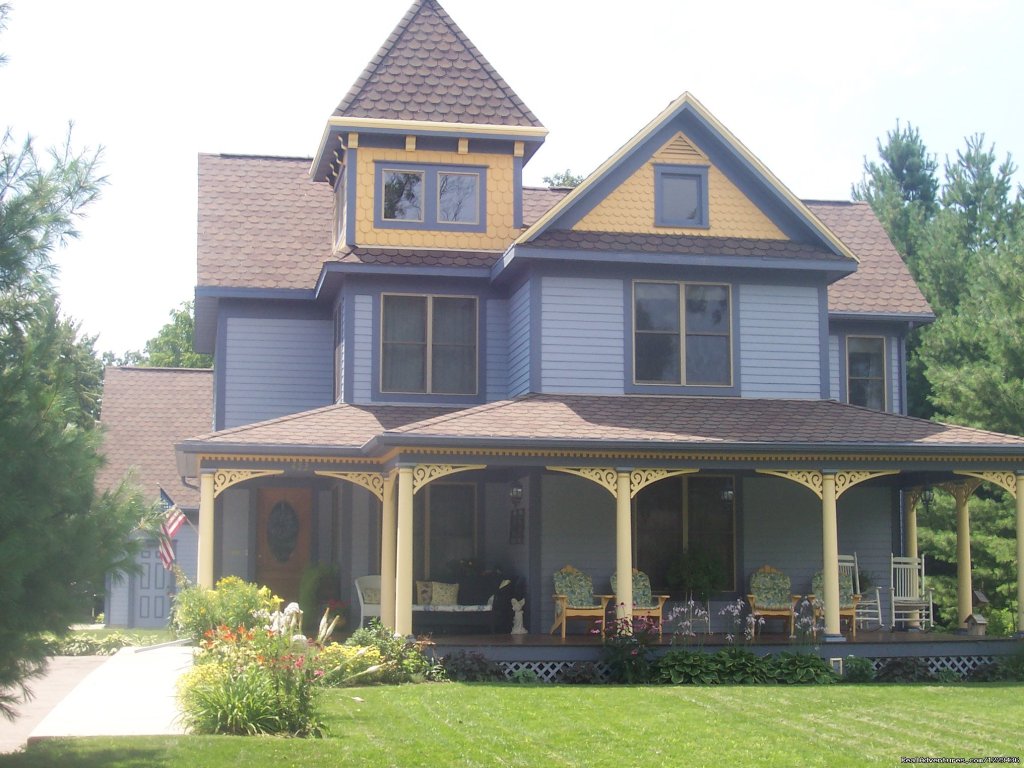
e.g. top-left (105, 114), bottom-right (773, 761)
top-left (965, 613), bottom-right (988, 636)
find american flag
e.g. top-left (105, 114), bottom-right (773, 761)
top-left (158, 488), bottom-right (186, 570)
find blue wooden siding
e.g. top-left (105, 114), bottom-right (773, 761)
top-left (352, 295), bottom-right (373, 403)
top-left (486, 299), bottom-right (509, 401)
top-left (223, 316), bottom-right (333, 428)
top-left (508, 282), bottom-right (531, 397)
top-left (738, 284), bottom-right (821, 398)
top-left (336, 297), bottom-right (345, 403)
top-left (540, 276), bottom-right (624, 394)
top-left (829, 334), bottom-right (840, 400)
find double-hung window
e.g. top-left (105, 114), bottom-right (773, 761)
top-left (634, 281), bottom-right (731, 386)
top-left (847, 336), bottom-right (886, 410)
top-left (381, 294), bottom-right (477, 395)
top-left (376, 163), bottom-right (486, 231)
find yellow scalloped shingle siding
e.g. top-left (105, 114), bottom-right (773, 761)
top-left (574, 132), bottom-right (786, 239)
top-left (355, 147), bottom-right (516, 249)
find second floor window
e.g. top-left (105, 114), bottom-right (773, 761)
top-left (634, 281), bottom-right (731, 386)
top-left (377, 163), bottom-right (486, 231)
top-left (381, 294), bottom-right (477, 395)
top-left (847, 336), bottom-right (886, 410)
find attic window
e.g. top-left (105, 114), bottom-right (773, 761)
top-left (655, 165), bottom-right (709, 228)
top-left (376, 162), bottom-right (486, 232)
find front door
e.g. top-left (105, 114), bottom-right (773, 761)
top-left (133, 543), bottom-right (173, 628)
top-left (256, 488), bottom-right (312, 605)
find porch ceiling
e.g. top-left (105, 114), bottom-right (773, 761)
top-left (176, 394), bottom-right (1024, 477)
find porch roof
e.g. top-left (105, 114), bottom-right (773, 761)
top-left (176, 394), bottom-right (1024, 475)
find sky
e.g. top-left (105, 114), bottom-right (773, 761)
top-left (3, 0), bottom-right (1022, 355)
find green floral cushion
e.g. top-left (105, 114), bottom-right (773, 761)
top-left (611, 571), bottom-right (656, 609)
top-left (750, 567), bottom-right (792, 610)
top-left (362, 587), bottom-right (381, 604)
top-left (553, 568), bottom-right (599, 608)
top-left (812, 571), bottom-right (856, 609)
top-left (416, 580), bottom-right (432, 605)
top-left (430, 581), bottom-right (459, 606)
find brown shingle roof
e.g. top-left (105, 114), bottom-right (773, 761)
top-left (522, 186), bottom-right (569, 227)
top-left (389, 394), bottom-right (1024, 449)
top-left (98, 368), bottom-right (213, 509)
top-left (334, 0), bottom-right (541, 128)
top-left (195, 156), bottom-right (932, 321)
top-left (335, 246), bottom-right (498, 268)
top-left (185, 402), bottom-right (456, 450)
top-left (198, 154), bottom-right (332, 290)
top-left (812, 201), bottom-right (933, 317)
top-left (522, 229), bottom-right (843, 262)
top-left (180, 394), bottom-right (1024, 457)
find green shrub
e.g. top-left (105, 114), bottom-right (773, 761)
top-left (843, 655), bottom-right (876, 683)
top-left (171, 576), bottom-right (279, 642)
top-left (317, 643), bottom-right (385, 686)
top-left (656, 650), bottom-right (722, 685)
top-left (298, 564), bottom-right (339, 635)
top-left (767, 653), bottom-right (837, 685)
top-left (557, 662), bottom-right (599, 684)
top-left (41, 631), bottom-right (143, 656)
top-left (874, 657), bottom-right (935, 683)
top-left (508, 668), bottom-right (539, 684)
top-left (178, 623), bottom-right (324, 737)
top-left (716, 647), bottom-right (772, 684)
top-left (344, 620), bottom-right (436, 683)
top-left (601, 615), bottom-right (658, 683)
top-left (440, 650), bottom-right (502, 682)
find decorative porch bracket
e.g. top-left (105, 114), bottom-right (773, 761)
top-left (954, 470), bottom-right (1017, 497)
top-left (315, 470), bottom-right (387, 501)
top-left (756, 469), bottom-right (897, 500)
top-left (546, 466), bottom-right (698, 498)
top-left (411, 464), bottom-right (486, 494)
top-left (212, 468), bottom-right (284, 498)
top-left (757, 469), bottom-right (897, 642)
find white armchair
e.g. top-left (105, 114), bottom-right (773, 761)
top-left (355, 574), bottom-right (381, 628)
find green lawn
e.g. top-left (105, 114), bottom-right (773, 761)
top-left (2, 683), bottom-right (1021, 767)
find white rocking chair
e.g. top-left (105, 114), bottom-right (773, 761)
top-left (889, 554), bottom-right (934, 630)
top-left (839, 553), bottom-right (883, 630)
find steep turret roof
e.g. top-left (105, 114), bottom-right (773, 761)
top-left (333, 0), bottom-right (542, 127)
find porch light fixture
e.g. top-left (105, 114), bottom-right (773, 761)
top-left (922, 485), bottom-right (934, 513)
top-left (509, 480), bottom-right (524, 503)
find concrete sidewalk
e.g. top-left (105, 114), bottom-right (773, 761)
top-left (0, 644), bottom-right (193, 753)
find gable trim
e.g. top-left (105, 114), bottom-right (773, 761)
top-left (513, 92), bottom-right (858, 264)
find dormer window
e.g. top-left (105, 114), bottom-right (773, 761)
top-left (655, 165), bottom-right (709, 228)
top-left (376, 162), bottom-right (486, 232)
top-left (847, 336), bottom-right (886, 410)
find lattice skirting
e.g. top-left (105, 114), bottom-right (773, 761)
top-left (500, 655), bottom-right (998, 682)
top-left (869, 655), bottom-right (996, 677)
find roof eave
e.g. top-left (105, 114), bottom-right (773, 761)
top-left (311, 118), bottom-right (548, 182)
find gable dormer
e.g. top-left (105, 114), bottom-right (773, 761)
top-left (310, 0), bottom-right (546, 253)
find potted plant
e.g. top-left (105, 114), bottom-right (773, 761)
top-left (666, 549), bottom-right (726, 602)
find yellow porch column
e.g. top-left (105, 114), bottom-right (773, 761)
top-left (198, 471), bottom-right (215, 588)
top-left (906, 495), bottom-right (919, 562)
top-left (1017, 474), bottom-right (1024, 633)
top-left (380, 473), bottom-right (397, 630)
top-left (821, 473), bottom-right (841, 639)
top-left (394, 466), bottom-right (414, 636)
top-left (955, 492), bottom-right (973, 629)
top-left (615, 470), bottom-right (633, 625)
